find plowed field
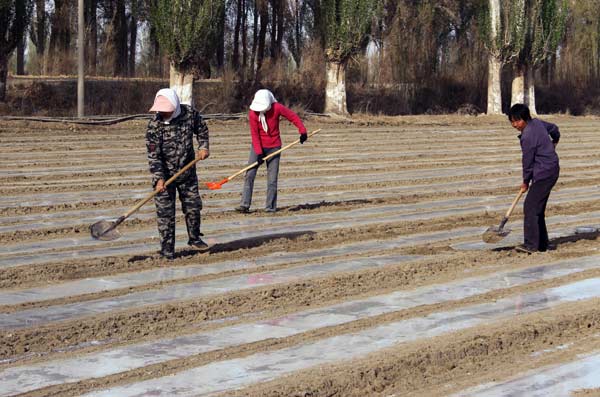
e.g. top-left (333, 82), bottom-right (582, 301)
top-left (1, 115), bottom-right (600, 397)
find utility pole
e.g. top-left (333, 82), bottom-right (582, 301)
top-left (77, 0), bottom-right (85, 117)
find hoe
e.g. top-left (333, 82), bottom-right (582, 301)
top-left (482, 188), bottom-right (525, 244)
top-left (90, 156), bottom-right (203, 241)
top-left (205, 128), bottom-right (322, 190)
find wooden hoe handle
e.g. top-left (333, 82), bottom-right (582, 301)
top-left (225, 128), bottom-right (322, 182)
top-left (505, 188), bottom-right (525, 219)
top-left (122, 156), bottom-right (203, 219)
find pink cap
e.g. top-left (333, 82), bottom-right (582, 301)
top-left (149, 95), bottom-right (176, 112)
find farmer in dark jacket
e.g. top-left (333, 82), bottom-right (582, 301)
top-left (508, 103), bottom-right (560, 254)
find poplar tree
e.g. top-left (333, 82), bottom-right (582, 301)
top-left (151, 0), bottom-right (225, 104)
top-left (47, 0), bottom-right (72, 75)
top-left (314, 0), bottom-right (380, 115)
top-left (287, 0), bottom-right (310, 68)
top-left (559, 0), bottom-right (600, 83)
top-left (511, 0), bottom-right (567, 113)
top-left (0, 0), bottom-right (33, 101)
top-left (480, 0), bottom-right (527, 114)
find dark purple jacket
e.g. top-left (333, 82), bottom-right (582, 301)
top-left (519, 119), bottom-right (560, 184)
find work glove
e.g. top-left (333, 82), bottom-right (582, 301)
top-left (256, 154), bottom-right (264, 165)
top-left (300, 133), bottom-right (307, 144)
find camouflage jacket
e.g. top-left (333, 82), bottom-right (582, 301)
top-left (145, 104), bottom-right (209, 184)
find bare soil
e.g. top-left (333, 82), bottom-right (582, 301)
top-left (1, 114), bottom-right (600, 396)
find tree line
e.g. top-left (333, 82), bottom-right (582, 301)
top-left (2, 0), bottom-right (599, 115)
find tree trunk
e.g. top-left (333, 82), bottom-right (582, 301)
top-left (77, 0), bottom-right (84, 118)
top-left (325, 61), bottom-right (348, 115)
top-left (216, 1), bottom-right (225, 74)
top-left (250, 1), bottom-right (258, 75)
top-left (541, 55), bottom-right (554, 85)
top-left (270, 0), bottom-right (277, 58)
top-left (256, 1), bottom-right (268, 78)
top-left (149, 0), bottom-right (162, 78)
top-left (487, 56), bottom-right (502, 114)
top-left (291, 0), bottom-right (302, 67)
top-left (0, 56), bottom-right (8, 102)
top-left (170, 64), bottom-right (194, 105)
top-left (275, 0), bottom-right (283, 59)
top-left (48, 0), bottom-right (72, 74)
top-left (34, 0), bottom-right (46, 56)
top-left (525, 65), bottom-right (536, 115)
top-left (269, 0), bottom-right (283, 60)
top-left (511, 64), bottom-right (536, 114)
top-left (232, 0), bottom-right (242, 70)
top-left (16, 38), bottom-right (26, 75)
top-left (511, 67), bottom-right (525, 107)
top-left (241, 0), bottom-right (248, 74)
top-left (128, 4), bottom-right (138, 77)
top-left (486, 0), bottom-right (502, 115)
top-left (86, 0), bottom-right (97, 75)
top-left (111, 0), bottom-right (128, 77)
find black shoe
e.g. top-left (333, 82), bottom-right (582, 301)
top-left (159, 251), bottom-right (175, 260)
top-left (538, 244), bottom-right (556, 252)
top-left (188, 239), bottom-right (209, 250)
top-left (515, 245), bottom-right (537, 254)
top-left (235, 206), bottom-right (250, 213)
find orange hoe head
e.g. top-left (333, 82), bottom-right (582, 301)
top-left (205, 178), bottom-right (229, 190)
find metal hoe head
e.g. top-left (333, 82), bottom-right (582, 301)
top-left (90, 220), bottom-right (122, 241)
top-left (575, 226), bottom-right (598, 234)
top-left (205, 178), bottom-right (228, 191)
top-left (482, 225), bottom-right (512, 244)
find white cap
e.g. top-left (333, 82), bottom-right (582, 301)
top-left (250, 89), bottom-right (277, 112)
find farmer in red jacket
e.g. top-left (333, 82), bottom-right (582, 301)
top-left (236, 89), bottom-right (307, 213)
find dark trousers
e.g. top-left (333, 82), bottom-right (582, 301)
top-left (523, 174), bottom-right (558, 251)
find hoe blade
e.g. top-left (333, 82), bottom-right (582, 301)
top-left (205, 181), bottom-right (223, 190)
top-left (482, 225), bottom-right (512, 244)
top-left (90, 220), bottom-right (122, 241)
top-left (205, 178), bottom-right (229, 190)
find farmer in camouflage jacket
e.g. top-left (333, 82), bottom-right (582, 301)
top-left (146, 88), bottom-right (210, 260)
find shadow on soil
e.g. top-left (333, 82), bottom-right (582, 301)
top-left (550, 231), bottom-right (600, 245)
top-left (493, 231), bottom-right (599, 252)
top-left (128, 255), bottom-right (152, 262)
top-left (126, 230), bottom-right (317, 262)
top-left (184, 230), bottom-right (317, 256)
top-left (285, 199), bottom-right (372, 212)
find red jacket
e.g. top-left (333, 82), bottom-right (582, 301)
top-left (249, 102), bottom-right (306, 155)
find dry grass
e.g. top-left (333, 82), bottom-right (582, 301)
top-left (3, 62), bottom-right (600, 117)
